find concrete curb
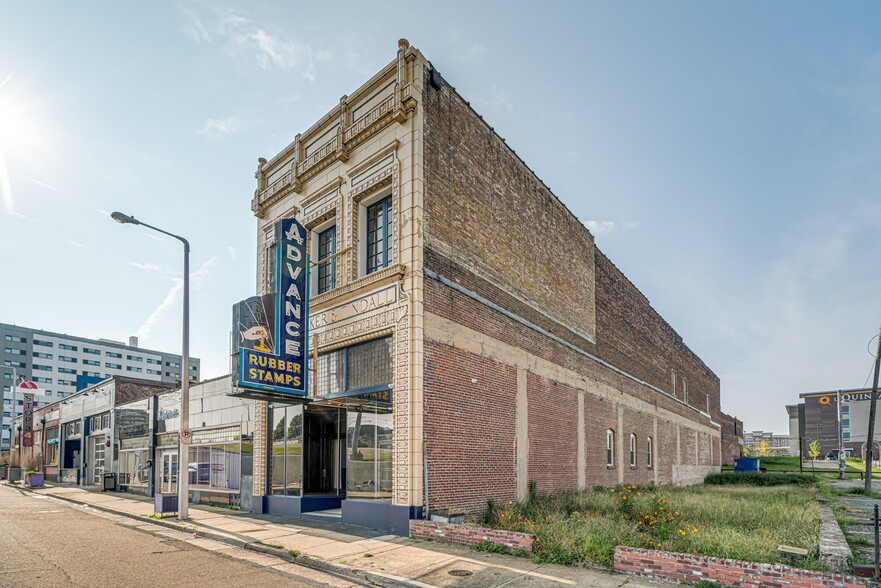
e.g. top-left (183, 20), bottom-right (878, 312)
top-left (4, 483), bottom-right (436, 588)
top-left (819, 502), bottom-right (854, 572)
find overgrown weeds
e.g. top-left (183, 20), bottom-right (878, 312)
top-left (483, 483), bottom-right (822, 569)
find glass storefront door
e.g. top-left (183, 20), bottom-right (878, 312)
top-left (161, 451), bottom-right (178, 494)
top-left (90, 436), bottom-right (105, 485)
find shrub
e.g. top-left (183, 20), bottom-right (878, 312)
top-left (704, 472), bottom-right (814, 486)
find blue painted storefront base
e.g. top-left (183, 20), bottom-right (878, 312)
top-left (255, 496), bottom-right (421, 536)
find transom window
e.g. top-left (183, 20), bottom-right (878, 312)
top-left (317, 336), bottom-right (393, 398)
top-left (317, 225), bottom-right (336, 294)
top-left (366, 196), bottom-right (392, 274)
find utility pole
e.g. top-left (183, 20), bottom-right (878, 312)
top-left (865, 325), bottom-right (881, 491)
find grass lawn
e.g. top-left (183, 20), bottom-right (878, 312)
top-left (722, 455), bottom-right (881, 479)
top-left (484, 482), bottom-right (822, 568)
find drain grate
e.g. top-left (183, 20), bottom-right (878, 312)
top-left (448, 570), bottom-right (473, 577)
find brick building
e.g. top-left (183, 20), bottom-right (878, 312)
top-left (243, 39), bottom-right (721, 534)
top-left (720, 411), bottom-right (743, 464)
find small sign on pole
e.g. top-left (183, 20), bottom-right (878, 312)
top-left (181, 429), bottom-right (192, 444)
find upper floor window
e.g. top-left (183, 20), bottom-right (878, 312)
top-left (671, 370), bottom-right (677, 397)
top-left (146, 358), bottom-right (161, 365)
top-left (127, 355), bottom-right (142, 362)
top-left (841, 405), bottom-right (850, 415)
top-left (5, 335), bottom-right (26, 343)
top-left (33, 340), bottom-right (52, 348)
top-left (34, 352), bottom-right (52, 359)
top-left (4, 348), bottom-right (25, 355)
top-left (366, 195), bottom-right (392, 274)
top-left (106, 351), bottom-right (122, 358)
top-left (166, 361), bottom-right (180, 368)
top-left (59, 344), bottom-right (77, 351)
top-left (59, 356), bottom-right (77, 363)
top-left (84, 348), bottom-right (100, 355)
top-left (683, 378), bottom-right (688, 403)
top-left (317, 225), bottom-right (336, 294)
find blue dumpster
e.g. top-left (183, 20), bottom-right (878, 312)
top-left (734, 458), bottom-right (760, 472)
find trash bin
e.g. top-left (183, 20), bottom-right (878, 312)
top-left (734, 458), bottom-right (760, 472)
top-left (102, 472), bottom-right (117, 492)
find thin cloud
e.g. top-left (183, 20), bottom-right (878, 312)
top-left (584, 220), bottom-right (616, 236)
top-left (197, 116), bottom-right (248, 140)
top-left (181, 5), bottom-right (326, 82)
top-left (227, 246), bottom-right (238, 262)
top-left (27, 177), bottom-right (59, 192)
top-left (135, 256), bottom-right (217, 339)
top-left (129, 262), bottom-right (164, 272)
top-left (68, 240), bottom-right (84, 248)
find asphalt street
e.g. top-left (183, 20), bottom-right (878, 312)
top-left (0, 484), bottom-right (366, 587)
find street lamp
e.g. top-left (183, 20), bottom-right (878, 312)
top-left (111, 211), bottom-right (190, 521)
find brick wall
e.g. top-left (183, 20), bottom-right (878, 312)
top-left (721, 411), bottom-right (744, 465)
top-left (410, 520), bottom-right (534, 554)
top-left (423, 340), bottom-right (517, 515)
top-left (614, 546), bottom-right (866, 588)
top-left (420, 62), bottom-right (720, 516)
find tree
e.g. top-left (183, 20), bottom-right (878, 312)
top-left (757, 440), bottom-right (773, 457)
top-left (808, 440), bottom-right (821, 478)
top-left (272, 417), bottom-right (285, 442)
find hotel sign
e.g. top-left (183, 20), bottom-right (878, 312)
top-left (232, 218), bottom-right (309, 397)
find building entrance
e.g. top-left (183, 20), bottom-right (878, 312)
top-left (303, 406), bottom-right (345, 496)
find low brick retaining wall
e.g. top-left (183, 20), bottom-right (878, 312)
top-left (409, 520), bottom-right (534, 554)
top-left (614, 546), bottom-right (867, 588)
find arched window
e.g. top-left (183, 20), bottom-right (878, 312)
top-left (647, 436), bottom-right (654, 469)
top-left (606, 429), bottom-right (615, 468)
top-left (630, 433), bottom-right (637, 468)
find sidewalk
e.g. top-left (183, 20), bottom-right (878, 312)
top-left (4, 481), bottom-right (675, 587)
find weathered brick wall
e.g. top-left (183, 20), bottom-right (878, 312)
top-left (614, 546), bottom-right (866, 588)
top-left (423, 340), bottom-right (517, 515)
top-left (410, 520), bottom-right (534, 554)
top-left (595, 251), bottom-right (720, 420)
top-left (527, 373), bottom-right (579, 494)
top-left (420, 65), bottom-right (721, 515)
top-left (420, 68), bottom-right (596, 345)
top-left (721, 411), bottom-right (744, 465)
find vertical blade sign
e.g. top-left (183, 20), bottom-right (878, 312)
top-left (237, 217), bottom-right (309, 396)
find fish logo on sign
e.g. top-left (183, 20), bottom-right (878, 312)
top-left (233, 217), bottom-right (309, 397)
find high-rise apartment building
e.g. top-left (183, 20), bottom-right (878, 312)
top-left (1, 322), bottom-right (200, 450)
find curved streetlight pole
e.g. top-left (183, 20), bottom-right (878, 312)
top-left (111, 212), bottom-right (190, 520)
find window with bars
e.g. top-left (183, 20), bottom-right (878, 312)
top-left (316, 336), bottom-right (393, 398)
top-left (366, 196), bottom-right (392, 274)
top-left (317, 225), bottom-right (336, 294)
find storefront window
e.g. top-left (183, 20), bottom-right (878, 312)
top-left (118, 437), bottom-right (150, 486)
top-left (269, 404), bottom-right (303, 496)
top-left (187, 426), bottom-right (242, 492)
top-left (346, 398), bottom-right (392, 502)
top-left (45, 426), bottom-right (59, 466)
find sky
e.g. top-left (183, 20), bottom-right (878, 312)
top-left (1, 2), bottom-right (880, 434)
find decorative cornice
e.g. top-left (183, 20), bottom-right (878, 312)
top-left (346, 140), bottom-right (401, 178)
top-left (302, 176), bottom-right (344, 208)
top-left (309, 263), bottom-right (406, 311)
